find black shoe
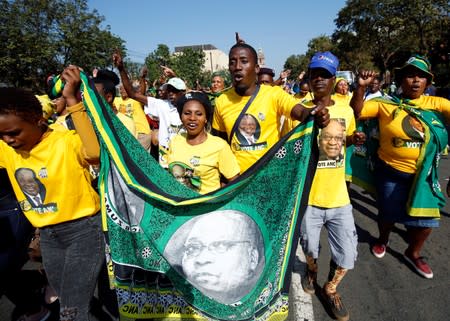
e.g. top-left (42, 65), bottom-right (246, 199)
top-left (322, 288), bottom-right (349, 321)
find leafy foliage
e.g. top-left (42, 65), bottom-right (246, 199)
top-left (144, 44), bottom-right (172, 86)
top-left (171, 48), bottom-right (205, 88)
top-left (284, 36), bottom-right (336, 80)
top-left (0, 0), bottom-right (125, 91)
top-left (332, 0), bottom-right (450, 85)
top-left (144, 45), bottom-right (209, 89)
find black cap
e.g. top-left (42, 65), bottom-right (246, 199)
top-left (176, 91), bottom-right (212, 123)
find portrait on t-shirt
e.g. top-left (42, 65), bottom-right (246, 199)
top-left (318, 118), bottom-right (345, 167)
top-left (235, 114), bottom-right (261, 146)
top-left (15, 168), bottom-right (47, 208)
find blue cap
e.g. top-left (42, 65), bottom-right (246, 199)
top-left (308, 52), bottom-right (339, 76)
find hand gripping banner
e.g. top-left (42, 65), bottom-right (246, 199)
top-left (75, 72), bottom-right (318, 321)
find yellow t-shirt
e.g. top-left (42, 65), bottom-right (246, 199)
top-left (50, 114), bottom-right (72, 132)
top-left (213, 85), bottom-right (299, 172)
top-left (360, 95), bottom-right (450, 173)
top-left (308, 100), bottom-right (356, 208)
top-left (167, 133), bottom-right (240, 194)
top-left (114, 97), bottom-right (151, 135)
top-left (294, 92), bottom-right (314, 102)
top-left (280, 95), bottom-right (311, 137)
top-left (116, 112), bottom-right (137, 138)
top-left (0, 130), bottom-right (100, 227)
top-left (332, 93), bottom-right (352, 105)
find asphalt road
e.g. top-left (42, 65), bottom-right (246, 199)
top-left (290, 155), bottom-right (450, 321)
top-left (2, 158), bottom-right (450, 321)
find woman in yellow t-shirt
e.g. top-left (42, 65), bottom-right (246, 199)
top-left (167, 92), bottom-right (240, 194)
top-left (351, 55), bottom-right (450, 279)
top-left (0, 66), bottom-right (104, 320)
top-left (332, 77), bottom-right (352, 105)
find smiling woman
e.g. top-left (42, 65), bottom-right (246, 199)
top-left (166, 91), bottom-right (240, 194)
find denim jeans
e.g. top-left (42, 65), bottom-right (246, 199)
top-left (40, 213), bottom-right (105, 321)
top-left (375, 160), bottom-right (439, 228)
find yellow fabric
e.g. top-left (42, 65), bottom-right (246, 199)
top-left (294, 92), bottom-right (313, 102)
top-left (116, 112), bottom-right (137, 138)
top-left (66, 102), bottom-right (100, 163)
top-left (308, 100), bottom-right (356, 208)
top-left (360, 95), bottom-right (450, 173)
top-left (280, 117), bottom-right (301, 137)
top-left (114, 97), bottom-right (151, 135)
top-left (213, 85), bottom-right (299, 172)
top-left (0, 130), bottom-right (100, 227)
top-left (36, 94), bottom-right (55, 120)
top-left (167, 133), bottom-right (240, 194)
top-left (332, 92), bottom-right (352, 105)
top-left (281, 94), bottom-right (313, 136)
top-left (50, 114), bottom-right (71, 131)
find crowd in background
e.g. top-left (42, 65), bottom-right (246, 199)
top-left (1, 35), bottom-right (450, 321)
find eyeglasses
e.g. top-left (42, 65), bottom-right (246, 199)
top-left (321, 134), bottom-right (343, 142)
top-left (184, 240), bottom-right (250, 257)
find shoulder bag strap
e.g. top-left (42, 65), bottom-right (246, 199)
top-left (228, 85), bottom-right (260, 144)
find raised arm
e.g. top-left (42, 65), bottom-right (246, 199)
top-left (273, 69), bottom-right (291, 87)
top-left (61, 65), bottom-right (100, 164)
top-left (113, 51), bottom-right (148, 105)
top-left (138, 66), bottom-right (148, 96)
top-left (350, 70), bottom-right (378, 118)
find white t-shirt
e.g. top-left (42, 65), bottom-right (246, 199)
top-left (144, 97), bottom-right (182, 166)
top-left (364, 91), bottom-right (384, 101)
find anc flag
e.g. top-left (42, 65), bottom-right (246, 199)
top-left (72, 72), bottom-right (318, 321)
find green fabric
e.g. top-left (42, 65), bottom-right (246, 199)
top-left (394, 55), bottom-right (434, 82)
top-left (345, 118), bottom-right (379, 194)
top-left (400, 103), bottom-right (447, 217)
top-left (348, 95), bottom-right (447, 218)
top-left (70, 72), bottom-right (317, 321)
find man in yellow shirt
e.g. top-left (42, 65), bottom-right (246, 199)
top-left (212, 42), bottom-right (330, 172)
top-left (299, 51), bottom-right (365, 321)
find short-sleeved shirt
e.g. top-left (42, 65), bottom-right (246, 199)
top-left (167, 133), bottom-right (240, 194)
top-left (114, 97), bottom-right (151, 135)
top-left (212, 85), bottom-right (299, 172)
top-left (308, 100), bottom-right (356, 208)
top-left (360, 95), bottom-right (450, 173)
top-left (0, 130), bottom-right (100, 227)
top-left (144, 97), bottom-right (182, 166)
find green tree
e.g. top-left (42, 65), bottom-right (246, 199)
top-left (171, 47), bottom-right (205, 88)
top-left (283, 36), bottom-right (336, 80)
top-left (304, 35), bottom-right (335, 57)
top-left (144, 44), bottom-right (172, 85)
top-left (333, 0), bottom-right (450, 81)
top-left (283, 54), bottom-right (308, 80)
top-left (0, 0), bottom-right (125, 91)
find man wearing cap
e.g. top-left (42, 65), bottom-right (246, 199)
top-left (212, 42), bottom-right (329, 173)
top-left (351, 55), bottom-right (450, 280)
top-left (113, 52), bottom-right (185, 167)
top-left (299, 51), bottom-right (364, 321)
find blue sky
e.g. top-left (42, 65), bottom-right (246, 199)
top-left (88, 0), bottom-right (347, 75)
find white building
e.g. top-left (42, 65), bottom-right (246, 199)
top-left (174, 44), bottom-right (228, 73)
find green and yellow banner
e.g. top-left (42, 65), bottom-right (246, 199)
top-left (77, 72), bottom-right (317, 321)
